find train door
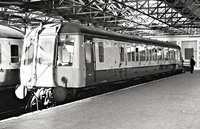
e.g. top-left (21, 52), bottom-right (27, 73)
top-left (119, 45), bottom-right (126, 79)
top-left (85, 40), bottom-right (96, 85)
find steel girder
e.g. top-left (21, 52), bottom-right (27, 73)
top-left (0, 0), bottom-right (199, 35)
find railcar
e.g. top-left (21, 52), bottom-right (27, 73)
top-left (15, 22), bottom-right (183, 110)
top-left (0, 25), bottom-right (23, 90)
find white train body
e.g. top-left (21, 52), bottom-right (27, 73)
top-left (16, 23), bottom-right (183, 106)
top-left (0, 25), bottom-right (23, 88)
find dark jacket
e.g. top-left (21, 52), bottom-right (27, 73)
top-left (190, 58), bottom-right (196, 66)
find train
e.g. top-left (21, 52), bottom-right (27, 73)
top-left (15, 22), bottom-right (183, 110)
top-left (0, 25), bottom-right (23, 90)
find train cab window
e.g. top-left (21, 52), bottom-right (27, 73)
top-left (127, 46), bottom-right (131, 62)
top-left (120, 46), bottom-right (125, 62)
top-left (136, 47), bottom-right (139, 61)
top-left (11, 45), bottom-right (19, 63)
top-left (57, 37), bottom-right (74, 66)
top-left (98, 42), bottom-right (104, 62)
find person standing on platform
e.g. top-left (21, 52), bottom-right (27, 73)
top-left (190, 55), bottom-right (196, 73)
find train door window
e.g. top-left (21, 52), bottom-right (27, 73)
top-left (57, 37), bottom-right (75, 66)
top-left (136, 47), bottom-right (139, 61)
top-left (127, 46), bottom-right (131, 62)
top-left (120, 46), bottom-right (125, 62)
top-left (98, 42), bottom-right (104, 62)
top-left (24, 38), bottom-right (34, 65)
top-left (11, 45), bottom-right (19, 63)
top-left (85, 41), bottom-right (92, 63)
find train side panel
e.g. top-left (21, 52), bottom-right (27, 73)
top-left (83, 37), bottom-right (182, 87)
top-left (0, 38), bottom-right (23, 86)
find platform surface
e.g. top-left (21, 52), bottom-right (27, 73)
top-left (1, 71), bottom-right (200, 129)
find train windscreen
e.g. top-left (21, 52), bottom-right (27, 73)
top-left (24, 38), bottom-right (34, 65)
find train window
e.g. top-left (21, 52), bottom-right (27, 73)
top-left (24, 39), bottom-right (34, 65)
top-left (57, 37), bottom-right (75, 66)
top-left (131, 47), bottom-right (135, 61)
top-left (127, 46), bottom-right (131, 62)
top-left (98, 42), bottom-right (104, 62)
top-left (158, 49), bottom-right (162, 61)
top-left (146, 49), bottom-right (149, 61)
top-left (140, 50), bottom-right (145, 61)
top-left (136, 47), bottom-right (139, 61)
top-left (149, 49), bottom-right (152, 61)
top-left (0, 44), bottom-right (1, 63)
top-left (152, 48), bottom-right (157, 61)
top-left (11, 45), bottom-right (19, 63)
top-left (120, 46), bottom-right (125, 62)
top-left (85, 41), bottom-right (92, 63)
top-left (164, 50), bottom-right (169, 60)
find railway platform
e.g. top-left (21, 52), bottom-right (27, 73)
top-left (1, 71), bottom-right (200, 129)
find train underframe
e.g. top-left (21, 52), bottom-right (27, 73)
top-left (25, 67), bottom-right (183, 112)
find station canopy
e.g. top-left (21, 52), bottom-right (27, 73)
top-left (0, 0), bottom-right (200, 36)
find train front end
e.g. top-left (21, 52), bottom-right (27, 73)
top-left (15, 23), bottom-right (68, 110)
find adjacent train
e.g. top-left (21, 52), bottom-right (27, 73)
top-left (0, 25), bottom-right (23, 90)
top-left (15, 22), bottom-right (183, 110)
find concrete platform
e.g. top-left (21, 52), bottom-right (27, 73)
top-left (1, 71), bottom-right (200, 129)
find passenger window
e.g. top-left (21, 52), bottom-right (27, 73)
top-left (152, 48), bottom-right (157, 61)
top-left (11, 45), bottom-right (19, 63)
top-left (149, 49), bottom-right (152, 61)
top-left (120, 46), bottom-right (125, 62)
top-left (146, 49), bottom-right (149, 61)
top-left (140, 49), bottom-right (145, 61)
top-left (158, 49), bottom-right (162, 61)
top-left (136, 48), bottom-right (139, 61)
top-left (98, 42), bottom-right (104, 62)
top-left (127, 46), bottom-right (131, 62)
top-left (57, 37), bottom-right (74, 66)
top-left (131, 46), bottom-right (135, 61)
top-left (164, 51), bottom-right (169, 60)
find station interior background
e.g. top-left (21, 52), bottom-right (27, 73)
top-left (0, 0), bottom-right (200, 68)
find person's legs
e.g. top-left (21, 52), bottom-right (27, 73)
top-left (191, 66), bottom-right (194, 73)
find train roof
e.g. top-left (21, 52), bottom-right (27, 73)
top-left (0, 25), bottom-right (24, 39)
top-left (59, 22), bottom-right (180, 49)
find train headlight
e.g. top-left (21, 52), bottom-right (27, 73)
top-left (15, 84), bottom-right (28, 99)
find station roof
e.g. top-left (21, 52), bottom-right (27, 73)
top-left (0, 0), bottom-right (199, 36)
